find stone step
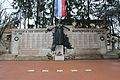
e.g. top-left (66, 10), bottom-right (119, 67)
top-left (0, 53), bottom-right (119, 60)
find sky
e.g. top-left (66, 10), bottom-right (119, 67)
top-left (0, 0), bottom-right (14, 13)
top-left (0, 0), bottom-right (34, 28)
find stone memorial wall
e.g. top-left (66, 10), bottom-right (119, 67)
top-left (67, 29), bottom-right (107, 55)
top-left (11, 26), bottom-right (107, 56)
top-left (11, 29), bottom-right (52, 56)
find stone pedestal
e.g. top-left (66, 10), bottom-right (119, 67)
top-left (55, 45), bottom-right (64, 60)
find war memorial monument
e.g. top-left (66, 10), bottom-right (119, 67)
top-left (11, 23), bottom-right (107, 59)
top-left (1, 0), bottom-right (119, 60)
top-left (10, 1), bottom-right (107, 58)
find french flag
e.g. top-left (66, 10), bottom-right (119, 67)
top-left (55, 0), bottom-right (66, 17)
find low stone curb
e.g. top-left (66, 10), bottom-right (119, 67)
top-left (0, 54), bottom-right (15, 60)
top-left (75, 54), bottom-right (103, 60)
top-left (15, 55), bottom-right (48, 60)
top-left (0, 54), bottom-right (119, 60)
top-left (102, 54), bottom-right (119, 59)
top-left (0, 54), bottom-right (48, 60)
top-left (72, 54), bottom-right (119, 60)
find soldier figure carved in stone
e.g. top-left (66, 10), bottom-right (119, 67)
top-left (46, 24), bottom-right (72, 51)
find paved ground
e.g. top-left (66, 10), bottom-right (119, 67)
top-left (0, 60), bottom-right (120, 80)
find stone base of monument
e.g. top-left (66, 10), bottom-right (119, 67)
top-left (55, 55), bottom-right (64, 60)
top-left (54, 45), bottom-right (64, 60)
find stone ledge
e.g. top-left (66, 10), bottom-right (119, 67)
top-left (0, 54), bottom-right (119, 60)
top-left (0, 54), bottom-right (49, 60)
top-left (73, 54), bottom-right (119, 60)
top-left (0, 54), bottom-right (15, 60)
top-left (15, 55), bottom-right (48, 60)
top-left (103, 54), bottom-right (119, 59)
top-left (74, 54), bottom-right (103, 60)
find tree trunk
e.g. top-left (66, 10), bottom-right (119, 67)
top-left (51, 0), bottom-right (54, 25)
top-left (36, 0), bottom-right (39, 28)
top-left (111, 17), bottom-right (115, 50)
top-left (87, 0), bottom-right (90, 20)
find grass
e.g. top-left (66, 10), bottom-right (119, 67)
top-left (112, 52), bottom-right (120, 55)
top-left (112, 52), bottom-right (120, 58)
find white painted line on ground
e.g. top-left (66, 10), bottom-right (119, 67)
top-left (71, 69), bottom-right (78, 72)
top-left (57, 70), bottom-right (64, 72)
top-left (42, 70), bottom-right (49, 72)
top-left (85, 69), bottom-right (92, 72)
top-left (27, 70), bottom-right (35, 72)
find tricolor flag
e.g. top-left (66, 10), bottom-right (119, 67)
top-left (55, 0), bottom-right (66, 17)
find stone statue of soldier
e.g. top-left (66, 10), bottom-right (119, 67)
top-left (46, 24), bottom-right (72, 51)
